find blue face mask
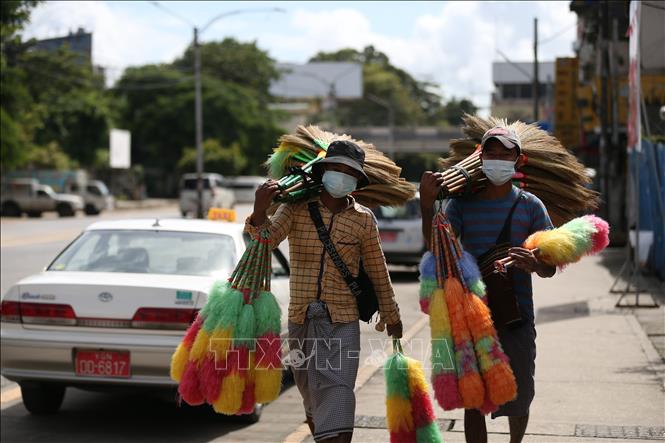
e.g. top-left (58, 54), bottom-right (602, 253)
top-left (322, 170), bottom-right (358, 198)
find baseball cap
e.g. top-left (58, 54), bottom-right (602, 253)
top-left (481, 126), bottom-right (522, 154)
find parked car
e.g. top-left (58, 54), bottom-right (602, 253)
top-left (0, 218), bottom-right (290, 421)
top-left (179, 173), bottom-right (235, 217)
top-left (69, 180), bottom-right (115, 215)
top-left (222, 176), bottom-right (265, 204)
top-left (375, 193), bottom-right (426, 266)
top-left (1, 178), bottom-right (84, 218)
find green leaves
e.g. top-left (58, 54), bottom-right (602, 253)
top-left (114, 44), bottom-right (283, 179)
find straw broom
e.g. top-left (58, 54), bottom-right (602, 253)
top-left (438, 115), bottom-right (599, 226)
top-left (266, 125), bottom-right (416, 208)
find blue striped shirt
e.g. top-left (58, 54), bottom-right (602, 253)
top-left (445, 186), bottom-right (553, 322)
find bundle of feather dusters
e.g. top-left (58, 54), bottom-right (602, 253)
top-left (265, 125), bottom-right (416, 208)
top-left (439, 114), bottom-right (600, 227)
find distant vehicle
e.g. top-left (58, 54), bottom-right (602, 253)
top-left (1, 179), bottom-right (84, 218)
top-left (69, 180), bottom-right (115, 215)
top-left (375, 192), bottom-right (426, 266)
top-left (0, 218), bottom-right (290, 421)
top-left (223, 176), bottom-right (265, 204)
top-left (179, 173), bottom-right (235, 217)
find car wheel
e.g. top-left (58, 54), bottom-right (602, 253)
top-left (56, 203), bottom-right (75, 217)
top-left (84, 204), bottom-right (100, 215)
top-left (20, 382), bottom-right (66, 415)
top-left (26, 211), bottom-right (42, 218)
top-left (1, 201), bottom-right (22, 217)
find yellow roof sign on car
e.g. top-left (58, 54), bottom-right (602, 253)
top-left (208, 208), bottom-right (237, 222)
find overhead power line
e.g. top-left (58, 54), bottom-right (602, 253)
top-left (539, 22), bottom-right (577, 46)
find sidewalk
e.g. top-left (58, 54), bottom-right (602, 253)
top-left (300, 252), bottom-right (665, 442)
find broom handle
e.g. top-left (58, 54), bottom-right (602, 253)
top-left (283, 182), bottom-right (304, 194)
top-left (393, 338), bottom-right (403, 354)
top-left (444, 167), bottom-right (482, 189)
top-left (277, 156), bottom-right (322, 186)
top-left (448, 177), bottom-right (487, 194)
top-left (433, 214), bottom-right (446, 287)
top-left (442, 151), bottom-right (480, 172)
top-left (441, 156), bottom-right (481, 180)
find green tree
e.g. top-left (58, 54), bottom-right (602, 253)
top-left (440, 98), bottom-right (478, 126)
top-left (1, 1), bottom-right (113, 170)
top-left (178, 138), bottom-right (247, 175)
top-left (114, 47), bottom-right (283, 182)
top-left (1, 0), bottom-right (40, 170)
top-left (173, 39), bottom-right (279, 100)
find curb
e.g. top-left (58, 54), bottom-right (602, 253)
top-left (625, 314), bottom-right (665, 391)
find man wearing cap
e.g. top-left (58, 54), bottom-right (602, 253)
top-left (420, 126), bottom-right (555, 443)
top-left (247, 140), bottom-right (403, 443)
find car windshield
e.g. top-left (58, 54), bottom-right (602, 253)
top-left (375, 199), bottom-right (421, 220)
top-left (183, 178), bottom-right (211, 190)
top-left (48, 230), bottom-right (236, 277)
top-left (88, 182), bottom-right (109, 196)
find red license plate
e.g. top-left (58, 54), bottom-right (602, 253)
top-left (75, 349), bottom-right (130, 378)
top-left (380, 231), bottom-right (398, 242)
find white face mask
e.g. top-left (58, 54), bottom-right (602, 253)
top-left (482, 159), bottom-right (516, 186)
top-left (322, 170), bottom-right (358, 198)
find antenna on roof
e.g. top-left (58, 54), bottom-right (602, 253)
top-left (152, 218), bottom-right (161, 227)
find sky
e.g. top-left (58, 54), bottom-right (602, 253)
top-left (23, 1), bottom-right (579, 112)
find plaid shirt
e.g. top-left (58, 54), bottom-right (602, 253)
top-left (245, 197), bottom-right (400, 325)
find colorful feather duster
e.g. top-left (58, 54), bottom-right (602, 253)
top-left (494, 214), bottom-right (610, 273)
top-left (266, 125), bottom-right (416, 207)
top-left (421, 209), bottom-right (517, 413)
top-left (418, 251), bottom-right (436, 314)
top-left (385, 339), bottom-right (443, 443)
top-left (439, 114), bottom-right (600, 227)
top-left (170, 229), bottom-right (282, 415)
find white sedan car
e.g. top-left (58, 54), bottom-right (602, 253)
top-left (0, 219), bottom-right (290, 417)
top-left (375, 193), bottom-right (427, 266)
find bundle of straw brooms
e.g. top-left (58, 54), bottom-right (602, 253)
top-left (439, 115), bottom-right (600, 227)
top-left (267, 125), bottom-right (416, 208)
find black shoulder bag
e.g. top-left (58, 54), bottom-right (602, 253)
top-left (476, 190), bottom-right (525, 329)
top-left (307, 202), bottom-right (379, 322)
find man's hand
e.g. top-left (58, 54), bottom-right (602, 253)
top-left (249, 180), bottom-right (280, 226)
top-left (254, 180), bottom-right (280, 212)
top-left (419, 171), bottom-right (445, 208)
top-left (508, 247), bottom-right (538, 273)
top-left (509, 247), bottom-right (555, 277)
top-left (386, 320), bottom-right (403, 339)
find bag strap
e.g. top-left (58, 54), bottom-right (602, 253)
top-left (495, 190), bottom-right (524, 244)
top-left (307, 202), bottom-right (363, 299)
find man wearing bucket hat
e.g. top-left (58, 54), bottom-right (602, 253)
top-left (247, 140), bottom-right (402, 443)
top-left (420, 126), bottom-right (555, 443)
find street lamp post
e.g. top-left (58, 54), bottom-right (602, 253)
top-left (150, 3), bottom-right (285, 218)
top-left (194, 27), bottom-right (204, 218)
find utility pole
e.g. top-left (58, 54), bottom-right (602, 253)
top-left (194, 27), bottom-right (204, 219)
top-left (533, 17), bottom-right (539, 123)
top-left (599, 1), bottom-right (610, 221)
